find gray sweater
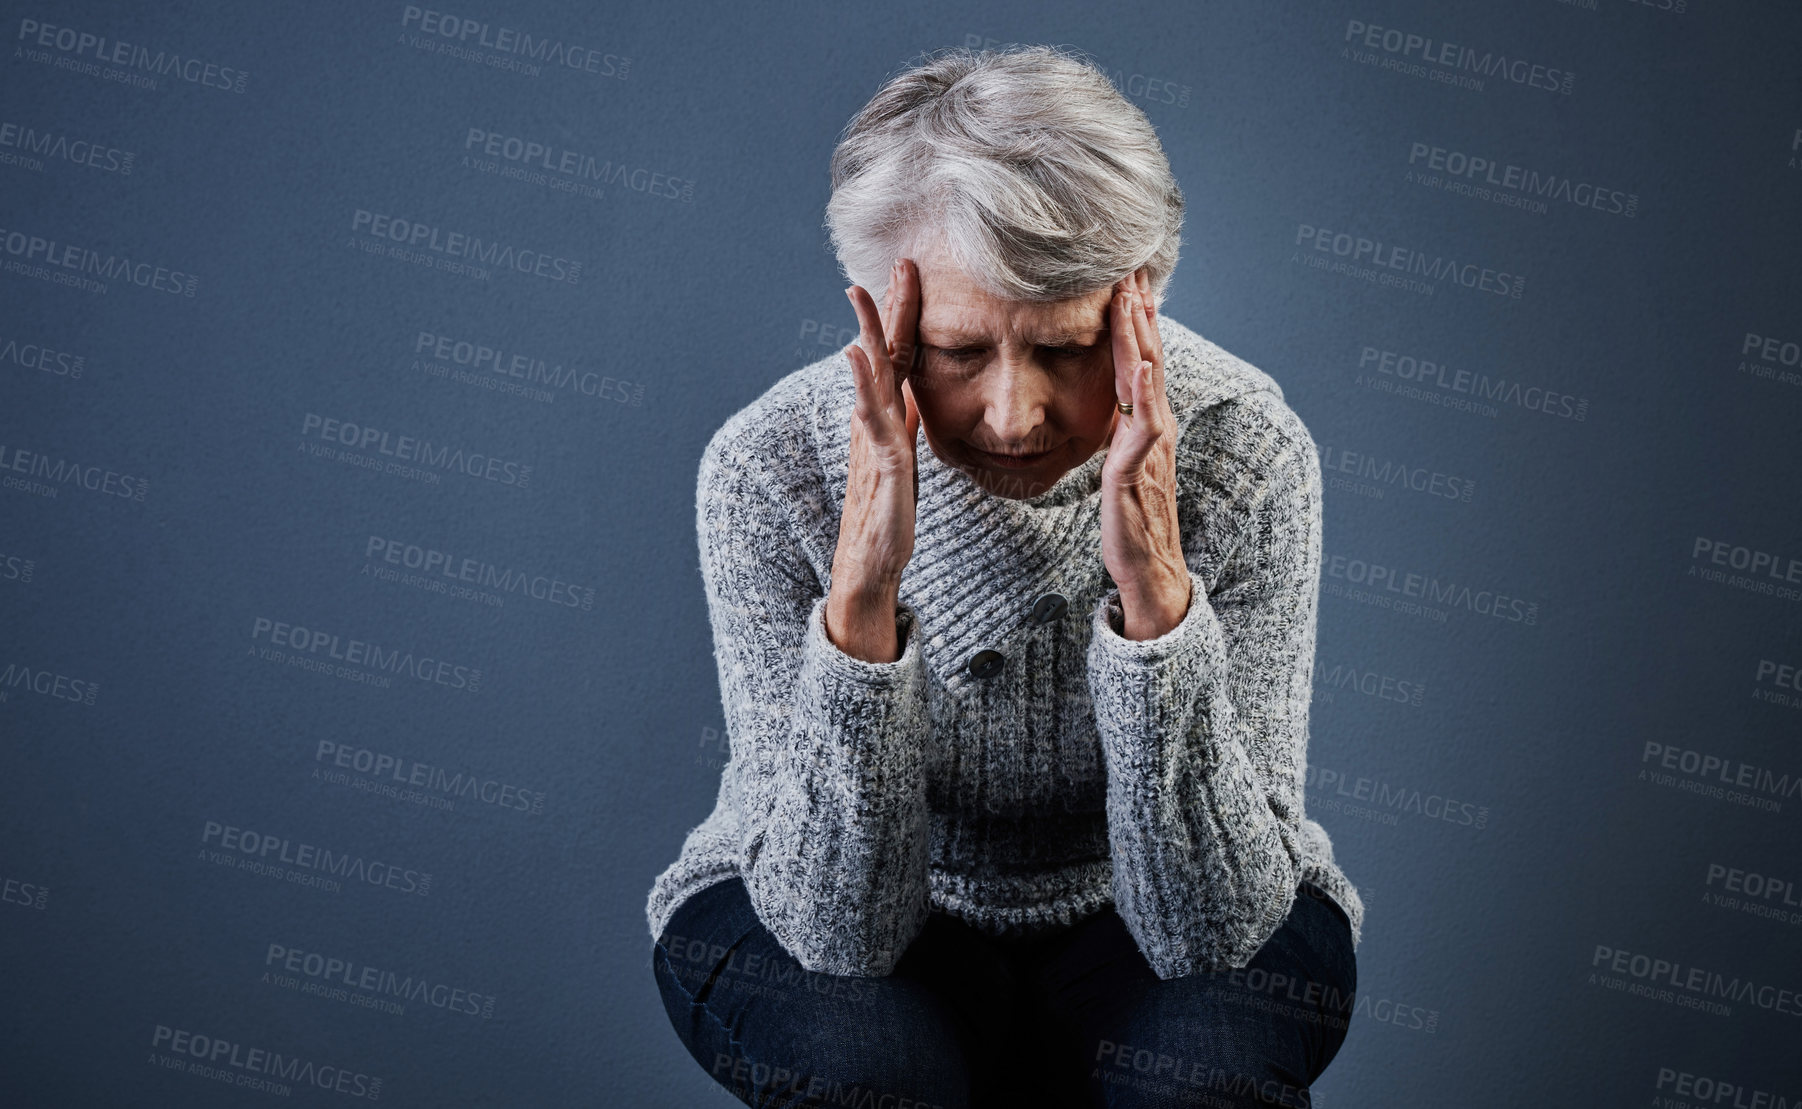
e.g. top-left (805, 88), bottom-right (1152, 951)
top-left (645, 312), bottom-right (1363, 980)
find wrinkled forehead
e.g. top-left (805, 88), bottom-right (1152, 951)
top-left (912, 252), bottom-right (1114, 345)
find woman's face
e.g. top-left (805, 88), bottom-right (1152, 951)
top-left (904, 250), bottom-right (1125, 500)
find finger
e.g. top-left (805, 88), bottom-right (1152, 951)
top-left (1110, 287), bottom-right (1142, 408)
top-left (901, 377), bottom-right (921, 441)
top-left (846, 341), bottom-right (879, 424)
top-left (846, 284), bottom-right (892, 381)
top-left (1128, 283), bottom-right (1158, 384)
top-left (1110, 359), bottom-right (1157, 474)
top-left (846, 284), bottom-right (896, 410)
top-left (875, 263), bottom-right (897, 366)
top-left (890, 258), bottom-right (923, 379)
top-left (1126, 271), bottom-right (1171, 422)
top-left (1102, 358), bottom-right (1160, 476)
top-left (1133, 360), bottom-right (1160, 449)
top-left (1131, 270), bottom-right (1156, 344)
top-left (880, 277), bottom-right (900, 404)
top-left (1135, 269), bottom-right (1166, 369)
top-left (877, 269), bottom-right (907, 419)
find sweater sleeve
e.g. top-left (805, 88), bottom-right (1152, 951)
top-left (696, 426), bottom-right (934, 978)
top-left (1085, 430), bottom-right (1322, 979)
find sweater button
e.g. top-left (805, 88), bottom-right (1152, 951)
top-left (967, 649), bottom-right (1005, 679)
top-left (1030, 593), bottom-right (1068, 624)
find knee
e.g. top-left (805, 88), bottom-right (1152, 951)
top-left (706, 1036), bottom-right (968, 1109)
top-left (1089, 1032), bottom-right (1312, 1109)
top-left (1088, 983), bottom-right (1320, 1094)
top-left (658, 938), bottom-right (974, 1107)
top-left (749, 980), bottom-right (974, 1106)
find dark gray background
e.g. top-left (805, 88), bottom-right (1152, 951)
top-left (3, 0), bottom-right (1799, 1105)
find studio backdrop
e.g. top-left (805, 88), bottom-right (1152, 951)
top-left (3, 1), bottom-right (1800, 1105)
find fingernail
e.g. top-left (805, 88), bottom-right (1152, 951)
top-left (845, 287), bottom-right (855, 302)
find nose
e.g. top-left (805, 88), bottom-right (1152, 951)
top-left (981, 357), bottom-right (1048, 445)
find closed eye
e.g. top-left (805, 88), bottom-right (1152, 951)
top-left (927, 343), bottom-right (1096, 361)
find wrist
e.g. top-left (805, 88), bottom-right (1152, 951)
top-left (827, 578), bottom-right (900, 620)
top-left (1117, 570), bottom-right (1192, 641)
top-left (825, 580), bottom-right (903, 662)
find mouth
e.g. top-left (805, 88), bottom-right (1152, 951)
top-left (967, 443), bottom-right (1057, 470)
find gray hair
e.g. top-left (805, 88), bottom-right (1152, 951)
top-left (824, 44), bottom-right (1184, 308)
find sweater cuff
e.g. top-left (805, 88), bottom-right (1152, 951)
top-left (1087, 585), bottom-right (1229, 756)
top-left (796, 598), bottom-right (929, 797)
top-left (803, 595), bottom-right (923, 683)
top-left (796, 596), bottom-right (928, 759)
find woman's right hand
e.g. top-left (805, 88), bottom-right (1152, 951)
top-left (826, 257), bottom-right (923, 663)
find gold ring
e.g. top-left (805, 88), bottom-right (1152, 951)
top-left (1116, 401), bottom-right (1134, 416)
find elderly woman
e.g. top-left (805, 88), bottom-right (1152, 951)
top-left (647, 44), bottom-right (1363, 1109)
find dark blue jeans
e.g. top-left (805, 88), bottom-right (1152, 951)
top-left (651, 876), bottom-right (1356, 1108)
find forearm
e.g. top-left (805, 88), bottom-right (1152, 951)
top-left (1088, 589), bottom-right (1303, 978)
top-left (734, 598), bottom-right (933, 976)
top-left (696, 425), bottom-right (932, 976)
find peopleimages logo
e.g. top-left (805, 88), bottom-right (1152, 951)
top-left (1313, 661), bottom-right (1426, 706)
top-left (399, 6), bottom-right (629, 79)
top-left (1738, 331), bottom-right (1802, 388)
top-left (0, 224), bottom-right (198, 296)
top-left (1306, 765), bottom-right (1490, 829)
top-left (413, 330), bottom-right (644, 407)
top-left (201, 820), bottom-right (433, 897)
top-left (1295, 222), bottom-right (1525, 298)
top-left (0, 440), bottom-right (149, 500)
top-left (0, 119), bottom-right (135, 174)
top-left (264, 941), bottom-right (497, 1019)
top-left (149, 1025), bottom-right (379, 1100)
top-left (1654, 1068), bottom-right (1788, 1109)
top-left (1705, 863), bottom-right (1802, 916)
top-left (1406, 141), bottom-right (1637, 217)
top-left (249, 614), bottom-right (484, 693)
top-left (300, 412), bottom-right (531, 489)
top-left (1323, 551), bottom-right (1540, 624)
top-left (315, 739), bottom-right (548, 816)
top-left (463, 128), bottom-right (693, 201)
top-left (350, 208), bottom-right (581, 285)
top-left (1590, 945), bottom-right (1802, 1018)
top-left (1690, 537), bottom-right (1802, 586)
top-left (1343, 19), bottom-right (1573, 94)
top-left (1318, 442), bottom-right (1476, 502)
top-left (0, 657), bottom-right (100, 706)
top-left (1642, 742), bottom-right (1802, 807)
top-left (0, 550), bottom-right (37, 584)
top-left (0, 332), bottom-right (85, 378)
top-left (3, 875), bottom-right (49, 910)
top-left (1356, 347), bottom-right (1588, 420)
top-left (365, 534), bottom-right (595, 612)
top-left (16, 19), bottom-right (249, 93)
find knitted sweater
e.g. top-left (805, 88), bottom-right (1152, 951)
top-left (644, 312), bottom-right (1363, 981)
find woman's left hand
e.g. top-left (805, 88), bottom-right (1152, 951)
top-left (1100, 269), bottom-right (1192, 641)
